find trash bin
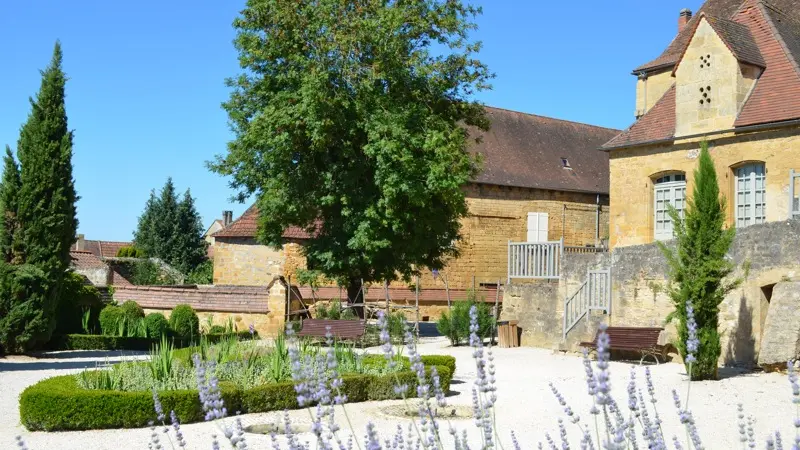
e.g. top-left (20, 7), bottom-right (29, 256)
top-left (496, 320), bottom-right (519, 348)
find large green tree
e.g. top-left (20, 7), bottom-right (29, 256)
top-left (0, 146), bottom-right (22, 264)
top-left (134, 179), bottom-right (207, 275)
top-left (0, 42), bottom-right (79, 352)
top-left (660, 142), bottom-right (739, 380)
top-left (211, 0), bottom-right (491, 313)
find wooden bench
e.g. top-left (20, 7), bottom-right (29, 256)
top-left (296, 319), bottom-right (367, 340)
top-left (580, 327), bottom-right (672, 364)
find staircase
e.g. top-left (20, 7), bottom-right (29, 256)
top-left (562, 269), bottom-right (611, 339)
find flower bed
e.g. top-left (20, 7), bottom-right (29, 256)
top-left (19, 362), bottom-right (453, 431)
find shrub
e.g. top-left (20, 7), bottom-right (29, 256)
top-left (120, 301), bottom-right (145, 322)
top-left (98, 305), bottom-right (125, 335)
top-left (116, 246), bottom-right (144, 258)
top-left (436, 299), bottom-right (493, 346)
top-left (19, 362), bottom-right (452, 430)
top-left (54, 272), bottom-right (103, 336)
top-left (144, 313), bottom-right (169, 338)
top-left (420, 355), bottom-right (456, 377)
top-left (186, 260), bottom-right (213, 285)
top-left (208, 325), bottom-right (226, 334)
top-left (49, 335), bottom-right (155, 351)
top-left (169, 304), bottom-right (199, 340)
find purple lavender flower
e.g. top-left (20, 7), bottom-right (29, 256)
top-left (192, 353), bottom-right (226, 421)
top-left (15, 436), bottom-right (28, 450)
top-left (170, 410), bottom-right (187, 448)
top-left (152, 388), bottom-right (165, 423)
top-left (594, 323), bottom-right (611, 406)
top-left (377, 311), bottom-right (396, 370)
top-left (249, 324), bottom-right (256, 337)
top-left (685, 301), bottom-right (699, 365)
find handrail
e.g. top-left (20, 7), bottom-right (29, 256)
top-left (507, 238), bottom-right (563, 282)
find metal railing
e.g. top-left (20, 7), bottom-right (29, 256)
top-left (562, 269), bottom-right (611, 339)
top-left (563, 245), bottom-right (607, 254)
top-left (507, 238), bottom-right (563, 281)
top-left (791, 169), bottom-right (800, 220)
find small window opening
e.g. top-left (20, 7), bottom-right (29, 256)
top-left (561, 158), bottom-right (572, 170)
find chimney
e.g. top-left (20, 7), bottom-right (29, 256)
top-left (76, 234), bottom-right (85, 251)
top-left (223, 210), bottom-right (233, 227)
top-left (679, 8), bottom-right (692, 33)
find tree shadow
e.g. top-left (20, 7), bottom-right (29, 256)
top-left (31, 350), bottom-right (147, 359)
top-left (724, 294), bottom-right (756, 368)
top-left (0, 359), bottom-right (115, 372)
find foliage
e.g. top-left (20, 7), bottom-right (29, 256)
top-left (116, 246), bottom-right (144, 258)
top-left (128, 259), bottom-right (179, 286)
top-left (0, 43), bottom-right (79, 352)
top-left (0, 263), bottom-right (50, 353)
top-left (21, 354), bottom-right (451, 431)
top-left (0, 146), bottom-right (22, 264)
top-left (133, 179), bottom-right (208, 276)
top-left (211, 0), bottom-right (492, 307)
top-left (315, 302), bottom-right (357, 320)
top-left (48, 332), bottom-right (256, 351)
top-left (53, 271), bottom-right (102, 336)
top-left (169, 304), bottom-right (199, 340)
top-left (120, 301), bottom-right (145, 323)
top-left (144, 313), bottom-right (169, 338)
top-left (659, 142), bottom-right (739, 380)
top-left (436, 298), bottom-right (493, 346)
top-left (99, 305), bottom-right (124, 336)
top-left (186, 259), bottom-right (213, 285)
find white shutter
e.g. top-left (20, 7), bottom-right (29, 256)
top-left (526, 212), bottom-right (549, 242)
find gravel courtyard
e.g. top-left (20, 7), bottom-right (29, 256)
top-left (1, 337), bottom-right (797, 449)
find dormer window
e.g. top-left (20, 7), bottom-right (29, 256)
top-left (561, 158), bottom-right (572, 170)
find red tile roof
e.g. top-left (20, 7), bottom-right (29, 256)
top-left (734, 2), bottom-right (800, 126)
top-left (602, 85), bottom-right (676, 149)
top-left (70, 250), bottom-right (108, 270)
top-left (71, 240), bottom-right (133, 258)
top-left (607, 0), bottom-right (800, 149)
top-left (213, 205), bottom-right (317, 239)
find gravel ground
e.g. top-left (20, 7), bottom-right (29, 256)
top-left (1, 338), bottom-right (797, 449)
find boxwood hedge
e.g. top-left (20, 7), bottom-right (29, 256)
top-left (20, 363), bottom-right (453, 431)
top-left (49, 331), bottom-right (258, 351)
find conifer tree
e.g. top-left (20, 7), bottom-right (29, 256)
top-left (0, 146), bottom-right (22, 264)
top-left (660, 142), bottom-right (739, 380)
top-left (0, 42), bottom-right (79, 352)
top-left (133, 190), bottom-right (158, 256)
top-left (173, 189), bottom-right (208, 275)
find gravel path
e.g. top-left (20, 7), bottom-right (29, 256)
top-left (1, 338), bottom-right (796, 449)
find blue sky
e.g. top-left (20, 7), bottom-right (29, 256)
top-left (0, 1), bottom-right (703, 242)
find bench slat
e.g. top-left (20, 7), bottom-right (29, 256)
top-left (297, 319), bottom-right (367, 339)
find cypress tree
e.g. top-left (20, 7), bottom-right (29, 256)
top-left (0, 42), bottom-right (79, 352)
top-left (0, 146), bottom-right (22, 264)
top-left (660, 141), bottom-right (739, 380)
top-left (151, 178), bottom-right (179, 261)
top-left (172, 189), bottom-right (208, 274)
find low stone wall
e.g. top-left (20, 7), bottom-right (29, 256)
top-left (502, 220), bottom-right (800, 367)
top-left (114, 281), bottom-right (287, 336)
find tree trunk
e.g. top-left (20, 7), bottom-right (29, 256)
top-left (347, 278), bottom-right (365, 319)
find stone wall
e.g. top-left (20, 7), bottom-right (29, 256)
top-left (609, 126), bottom-right (800, 248)
top-left (114, 281), bottom-right (288, 336)
top-left (211, 184), bottom-right (608, 291)
top-left (635, 68), bottom-right (674, 117)
top-left (502, 220), bottom-right (800, 367)
top-left (74, 266), bottom-right (111, 287)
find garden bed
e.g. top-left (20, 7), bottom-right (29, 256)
top-left (20, 363), bottom-right (453, 431)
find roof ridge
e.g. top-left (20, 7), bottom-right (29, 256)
top-left (483, 105), bottom-right (621, 132)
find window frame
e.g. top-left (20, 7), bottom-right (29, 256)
top-left (734, 162), bottom-right (766, 228)
top-left (652, 173), bottom-right (687, 242)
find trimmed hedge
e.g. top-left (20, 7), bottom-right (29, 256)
top-left (144, 313), bottom-right (169, 338)
top-left (20, 364), bottom-right (452, 431)
top-left (420, 355), bottom-right (456, 377)
top-left (50, 332), bottom-right (258, 351)
top-left (169, 304), bottom-right (199, 339)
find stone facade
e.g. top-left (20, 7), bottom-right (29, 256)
top-left (756, 281), bottom-right (800, 370)
top-left (213, 184), bottom-right (608, 291)
top-left (635, 69), bottom-right (674, 117)
top-left (609, 126), bottom-right (800, 248)
top-left (502, 220), bottom-right (800, 367)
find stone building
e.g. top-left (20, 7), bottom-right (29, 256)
top-left (211, 106), bottom-right (619, 292)
top-left (601, 0), bottom-right (800, 248)
top-left (498, 0), bottom-right (800, 368)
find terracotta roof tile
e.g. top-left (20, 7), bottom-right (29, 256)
top-left (471, 107), bottom-right (619, 194)
top-left (634, 0), bottom-right (799, 73)
top-left (705, 15), bottom-right (765, 67)
top-left (213, 205), bottom-right (317, 239)
top-left (601, 85), bottom-right (676, 149)
top-left (71, 240), bottom-right (133, 258)
top-left (70, 250), bottom-right (108, 270)
top-left (734, 2), bottom-right (800, 126)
